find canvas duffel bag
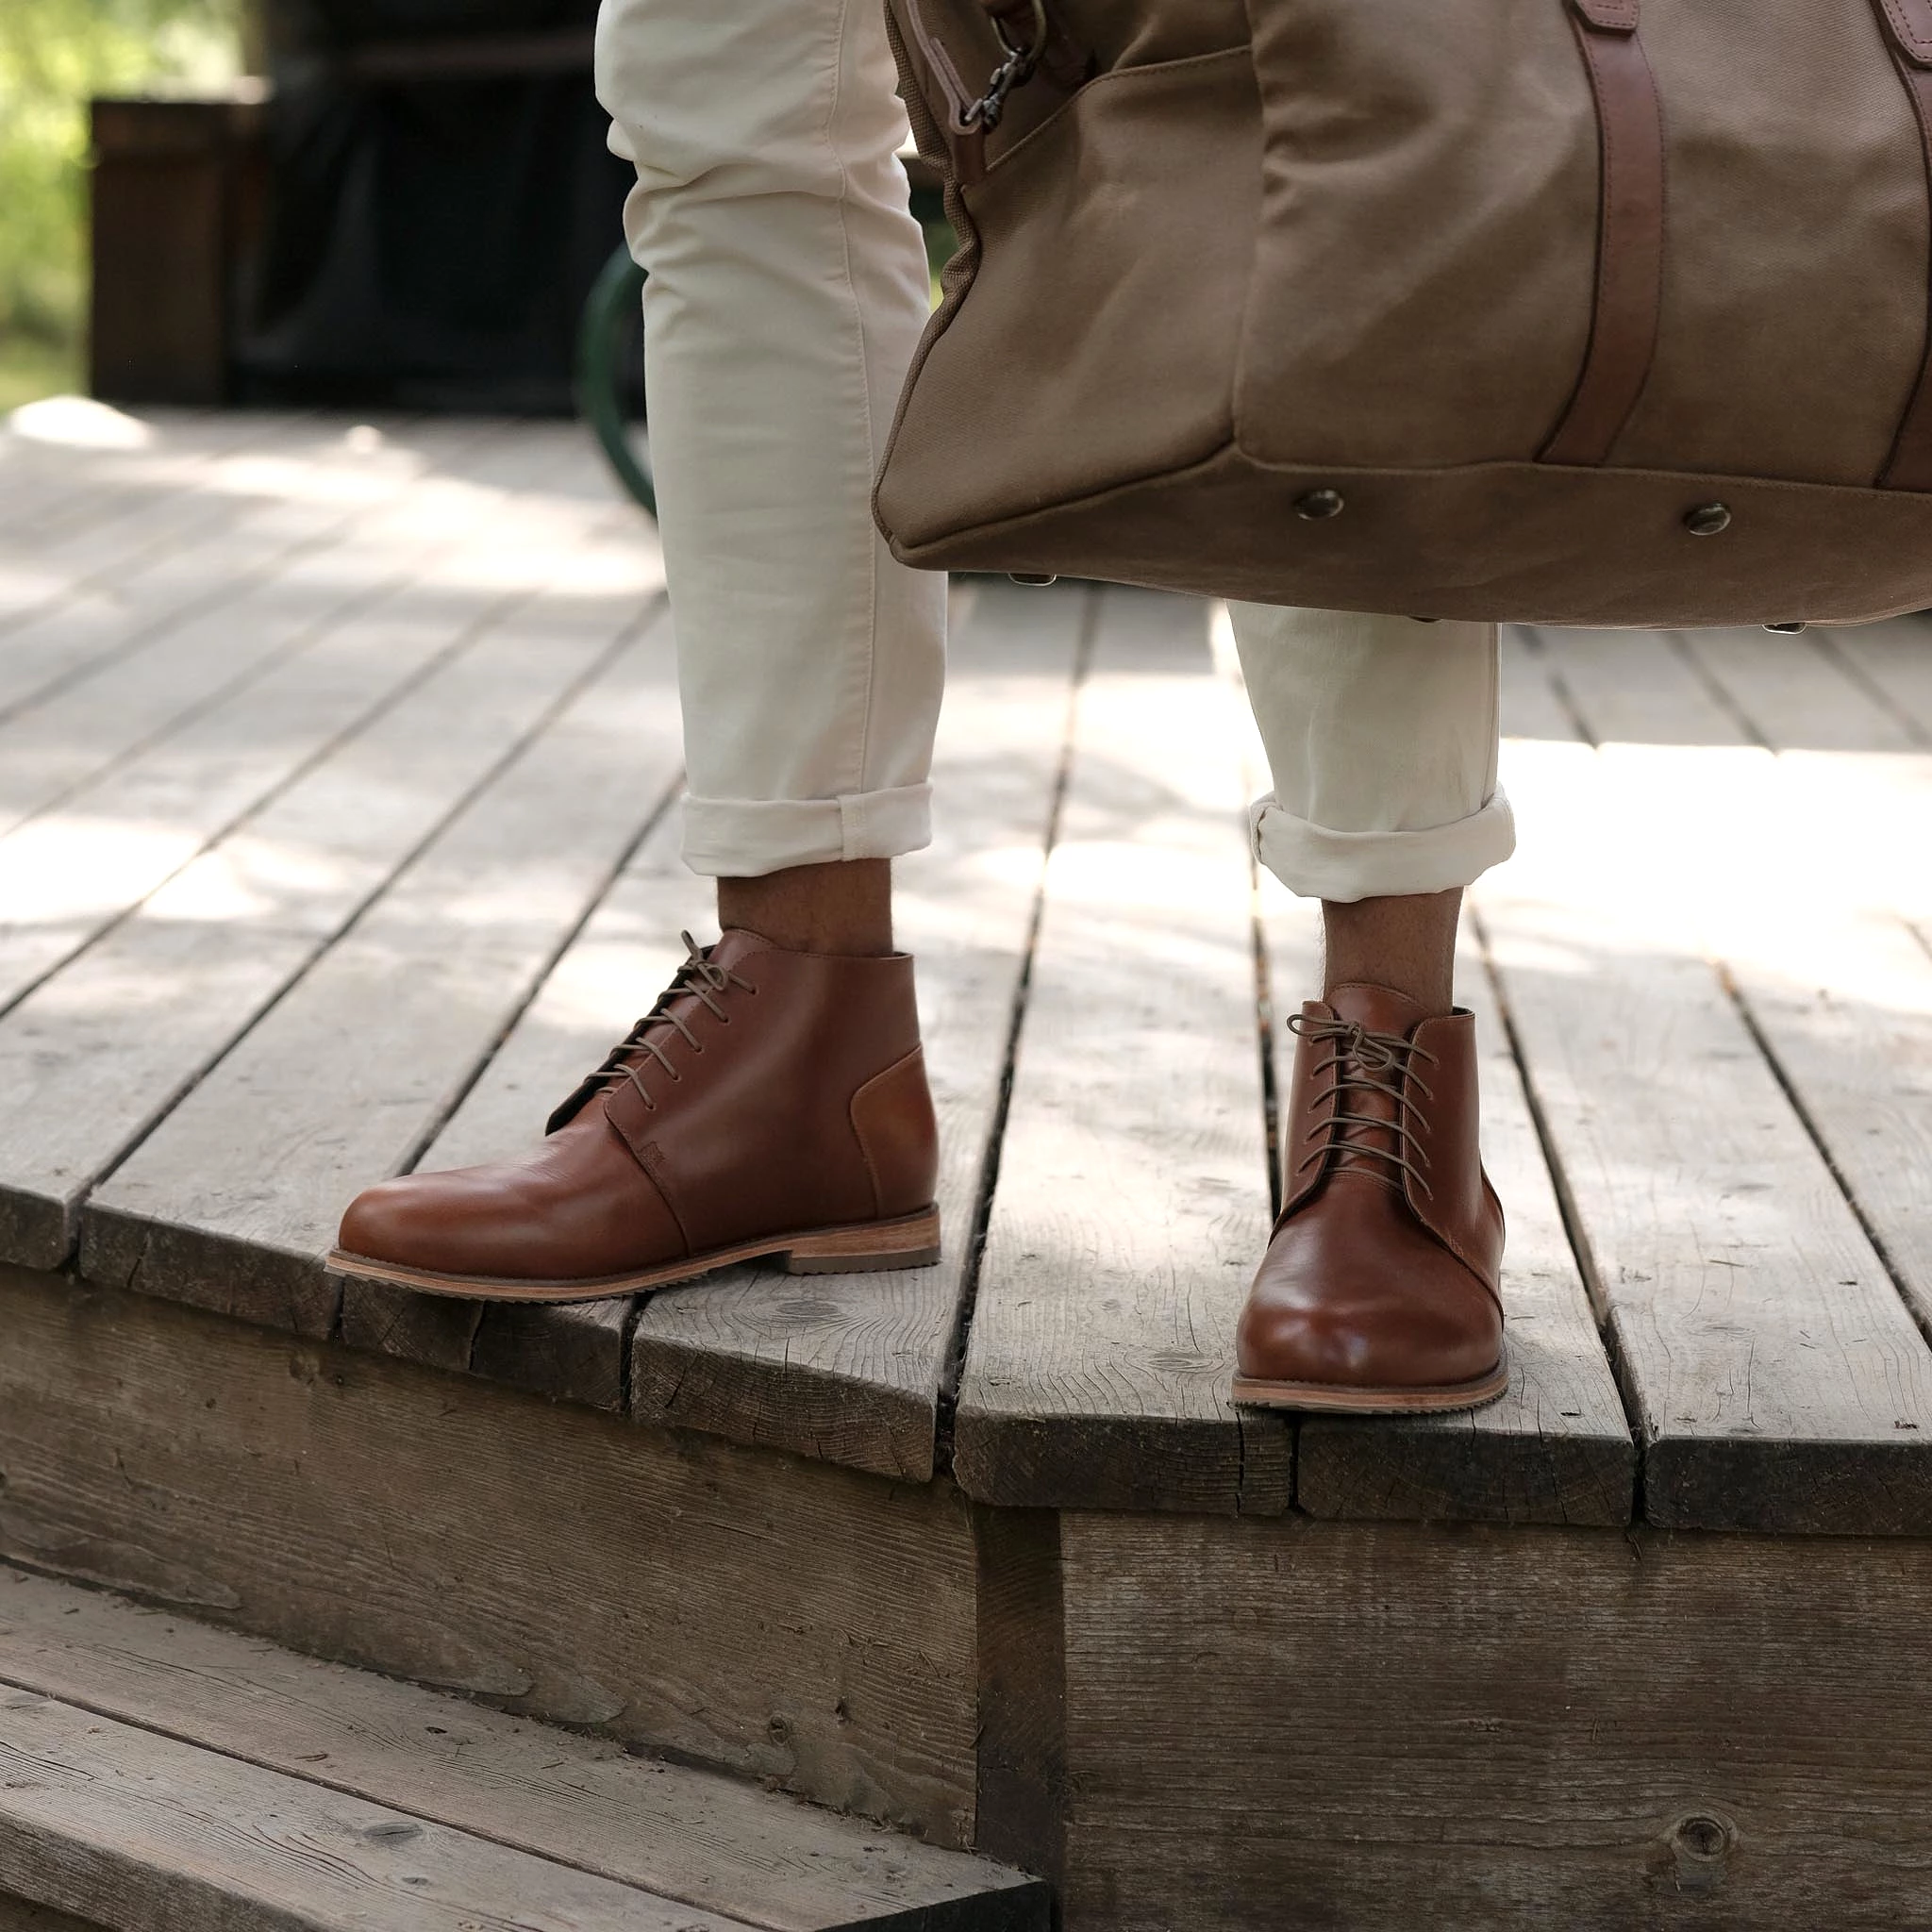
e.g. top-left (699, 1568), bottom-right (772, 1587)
top-left (875, 0), bottom-right (1932, 627)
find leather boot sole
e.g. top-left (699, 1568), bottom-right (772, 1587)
top-left (325, 1205), bottom-right (942, 1303)
top-left (1229, 1357), bottom-right (1508, 1415)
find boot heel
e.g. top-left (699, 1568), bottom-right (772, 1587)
top-left (784, 1208), bottom-right (942, 1274)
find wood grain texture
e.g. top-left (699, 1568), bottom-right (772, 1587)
top-left (0, 407), bottom-right (308, 528)
top-left (0, 1895), bottom-right (104, 1932)
top-left (627, 581), bottom-right (1088, 1481)
top-left (1058, 1511), bottom-right (1932, 1932)
top-left (971, 1508), bottom-right (1065, 1889)
top-left (0, 476), bottom-right (647, 1274)
top-left (0, 403), bottom-right (263, 538)
top-left (1823, 614), bottom-right (1932, 743)
top-left (0, 1266), bottom-right (980, 1846)
top-left (0, 408), bottom-right (323, 637)
top-left (1479, 731), bottom-right (1932, 1531)
top-left (0, 1687), bottom-right (770, 1932)
top-left (79, 579), bottom-right (676, 1338)
top-left (954, 589), bottom-right (1290, 1514)
top-left (0, 1565), bottom-right (1045, 1932)
top-left (0, 415), bottom-right (442, 720)
top-left (1265, 898), bottom-right (1634, 1525)
top-left (0, 419), bottom-right (513, 840)
top-left (0, 432), bottom-right (628, 1021)
top-left (1676, 626), bottom-right (1918, 754)
top-left (1667, 628), bottom-right (1932, 1402)
top-left (1519, 626), bottom-right (1751, 747)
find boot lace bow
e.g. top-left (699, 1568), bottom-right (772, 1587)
top-left (1287, 1013), bottom-right (1440, 1199)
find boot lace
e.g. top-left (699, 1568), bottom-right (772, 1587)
top-left (584, 931), bottom-right (757, 1115)
top-left (1287, 1013), bottom-right (1440, 1200)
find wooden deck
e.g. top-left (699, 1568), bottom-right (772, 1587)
top-left (6, 405), bottom-right (1932, 1927)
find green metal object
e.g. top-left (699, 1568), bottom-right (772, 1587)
top-left (575, 242), bottom-right (655, 517)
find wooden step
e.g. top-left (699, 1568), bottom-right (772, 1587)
top-left (0, 1565), bottom-right (1048, 1932)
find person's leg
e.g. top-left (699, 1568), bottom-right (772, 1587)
top-left (604, 0), bottom-right (945, 940)
top-left (331, 0), bottom-right (945, 1298)
top-left (718, 858), bottom-right (893, 957)
top-left (1227, 605), bottom-right (1514, 1413)
top-left (1321, 889), bottom-right (1462, 1014)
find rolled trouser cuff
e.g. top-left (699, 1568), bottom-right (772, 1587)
top-left (1252, 786), bottom-right (1517, 903)
top-left (681, 782), bottom-right (933, 877)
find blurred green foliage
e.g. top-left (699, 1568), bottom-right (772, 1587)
top-left (0, 0), bottom-right (241, 385)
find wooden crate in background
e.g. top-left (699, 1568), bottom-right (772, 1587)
top-left (89, 91), bottom-right (268, 406)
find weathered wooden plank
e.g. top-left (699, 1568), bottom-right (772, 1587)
top-left (0, 1566), bottom-right (1044, 1932)
top-left (625, 581), bottom-right (1089, 1479)
top-left (0, 1893), bottom-right (108, 1932)
top-left (1478, 730), bottom-right (1932, 1531)
top-left (1724, 907), bottom-right (1932, 1356)
top-left (0, 1687), bottom-right (770, 1932)
top-left (0, 416), bottom-right (438, 706)
top-left (1824, 614), bottom-right (1932, 742)
top-left (0, 530), bottom-right (666, 1274)
top-left (79, 577), bottom-right (676, 1338)
top-left (1058, 1510), bottom-right (1932, 1932)
top-left (1265, 891), bottom-right (1635, 1525)
top-left (0, 406), bottom-right (309, 557)
top-left (953, 589), bottom-right (1290, 1515)
top-left (0, 419), bottom-right (525, 838)
top-left (1676, 625), bottom-right (1918, 754)
top-left (0, 593), bottom-right (631, 1269)
top-left (0, 420), bottom-right (613, 753)
top-left (0, 447), bottom-right (631, 1034)
top-left (0, 1266), bottom-right (980, 1846)
top-left (1521, 625), bottom-right (1750, 746)
top-left (971, 1508), bottom-right (1066, 1890)
top-left (1661, 629), bottom-right (1932, 1400)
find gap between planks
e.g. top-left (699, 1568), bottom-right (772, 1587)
top-left (77, 585), bottom-right (677, 1337)
top-left (1491, 623), bottom-right (1932, 1531)
top-left (0, 1563), bottom-right (1041, 1932)
top-left (0, 475), bottom-right (662, 1274)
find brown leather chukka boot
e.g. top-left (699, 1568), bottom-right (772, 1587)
top-left (1232, 981), bottom-right (1507, 1414)
top-left (329, 929), bottom-right (940, 1301)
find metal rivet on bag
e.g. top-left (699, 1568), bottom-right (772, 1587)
top-left (1294, 488), bottom-right (1345, 522)
top-left (1008, 573), bottom-right (1058, 586)
top-left (1763, 621), bottom-right (1807, 634)
top-left (1683, 502), bottom-right (1732, 536)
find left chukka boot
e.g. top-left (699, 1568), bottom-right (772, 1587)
top-left (329, 928), bottom-right (941, 1301)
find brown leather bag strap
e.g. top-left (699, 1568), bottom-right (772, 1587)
top-left (1874, 0), bottom-right (1932, 489)
top-left (1541, 0), bottom-right (1666, 468)
top-left (1881, 0), bottom-right (1932, 61)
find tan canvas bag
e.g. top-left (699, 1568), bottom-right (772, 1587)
top-left (876, 0), bottom-right (1932, 627)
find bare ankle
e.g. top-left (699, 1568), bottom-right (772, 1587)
top-left (1320, 888), bottom-right (1461, 1014)
top-left (716, 858), bottom-right (894, 957)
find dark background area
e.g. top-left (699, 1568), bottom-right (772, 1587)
top-left (91, 0), bottom-right (634, 412)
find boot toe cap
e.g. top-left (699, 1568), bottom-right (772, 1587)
top-left (336, 1174), bottom-right (460, 1271)
top-left (1236, 1206), bottom-right (1504, 1393)
top-left (1237, 1293), bottom-right (1498, 1391)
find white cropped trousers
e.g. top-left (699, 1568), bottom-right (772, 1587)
top-left (594, 0), bottom-right (1516, 901)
